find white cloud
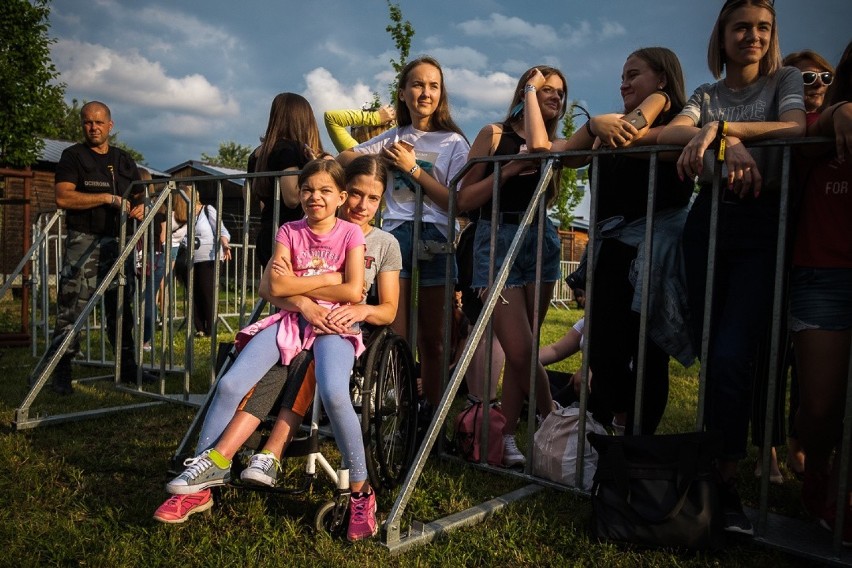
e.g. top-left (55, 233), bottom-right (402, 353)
top-left (457, 14), bottom-right (628, 50)
top-left (600, 21), bottom-right (627, 39)
top-left (51, 39), bottom-right (239, 118)
top-left (458, 14), bottom-right (561, 48)
top-left (301, 67), bottom-right (377, 115)
top-left (427, 46), bottom-right (489, 70)
top-left (134, 7), bottom-right (239, 52)
top-left (443, 67), bottom-right (516, 109)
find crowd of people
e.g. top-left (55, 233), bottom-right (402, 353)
top-left (39, 0), bottom-right (851, 546)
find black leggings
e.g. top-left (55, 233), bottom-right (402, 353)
top-left (192, 261), bottom-right (216, 335)
top-left (587, 239), bottom-right (670, 435)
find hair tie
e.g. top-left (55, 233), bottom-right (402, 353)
top-left (510, 101), bottom-right (524, 119)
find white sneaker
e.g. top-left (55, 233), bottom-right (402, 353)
top-left (503, 435), bottom-right (526, 468)
top-left (240, 452), bottom-right (279, 487)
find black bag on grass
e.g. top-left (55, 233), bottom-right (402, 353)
top-left (587, 431), bottom-right (724, 550)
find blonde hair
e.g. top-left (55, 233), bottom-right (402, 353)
top-left (173, 183), bottom-right (194, 224)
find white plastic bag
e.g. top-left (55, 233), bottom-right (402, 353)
top-left (533, 405), bottom-right (607, 490)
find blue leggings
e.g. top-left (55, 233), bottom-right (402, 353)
top-left (196, 324), bottom-right (281, 453)
top-left (313, 334), bottom-right (366, 483)
top-left (195, 324), bottom-right (366, 482)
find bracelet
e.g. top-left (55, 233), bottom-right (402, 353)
top-left (585, 120), bottom-right (595, 138)
top-left (409, 164), bottom-right (420, 176)
top-left (112, 195), bottom-right (119, 208)
top-left (715, 120), bottom-right (728, 162)
top-left (524, 84), bottom-right (536, 94)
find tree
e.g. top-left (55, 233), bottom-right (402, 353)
top-left (52, 98), bottom-right (85, 143)
top-left (201, 141), bottom-right (253, 170)
top-left (385, 1), bottom-right (415, 97)
top-left (0, 0), bottom-right (66, 167)
top-left (553, 102), bottom-right (586, 229)
top-left (112, 137), bottom-right (145, 164)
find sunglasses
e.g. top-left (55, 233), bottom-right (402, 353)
top-left (801, 71), bottom-right (834, 86)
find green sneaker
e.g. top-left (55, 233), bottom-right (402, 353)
top-left (166, 450), bottom-right (230, 495)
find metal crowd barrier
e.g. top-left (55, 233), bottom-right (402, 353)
top-left (381, 137), bottom-right (852, 566)
top-left (5, 139), bottom-right (850, 564)
top-left (12, 169), bottom-right (297, 429)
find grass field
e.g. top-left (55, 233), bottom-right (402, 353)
top-left (0, 305), bottom-right (821, 567)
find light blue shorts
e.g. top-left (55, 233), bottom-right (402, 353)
top-left (389, 221), bottom-right (457, 287)
top-left (471, 219), bottom-right (561, 289)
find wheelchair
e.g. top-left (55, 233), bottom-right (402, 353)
top-left (171, 320), bottom-right (418, 536)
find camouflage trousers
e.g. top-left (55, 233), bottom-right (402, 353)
top-left (48, 230), bottom-right (138, 370)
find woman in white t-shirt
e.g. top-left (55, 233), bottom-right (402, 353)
top-left (181, 186), bottom-right (232, 337)
top-left (338, 56), bottom-right (470, 408)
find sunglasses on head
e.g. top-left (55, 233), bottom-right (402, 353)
top-left (802, 71), bottom-right (834, 86)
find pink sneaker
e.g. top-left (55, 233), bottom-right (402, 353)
top-left (153, 490), bottom-right (213, 524)
top-left (347, 491), bottom-right (378, 541)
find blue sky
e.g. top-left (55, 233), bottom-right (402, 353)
top-left (47, 0), bottom-right (851, 171)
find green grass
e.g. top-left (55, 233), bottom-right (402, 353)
top-left (0, 305), bottom-right (816, 567)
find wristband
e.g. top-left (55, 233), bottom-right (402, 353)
top-left (715, 121), bottom-right (728, 162)
top-left (409, 164), bottom-right (420, 176)
top-left (524, 84), bottom-right (536, 94)
top-left (585, 120), bottom-right (595, 138)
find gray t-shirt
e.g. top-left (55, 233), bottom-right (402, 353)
top-left (363, 227), bottom-right (402, 303)
top-left (679, 66), bottom-right (804, 189)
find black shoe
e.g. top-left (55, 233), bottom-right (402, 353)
top-left (51, 381), bottom-right (74, 395)
top-left (718, 479), bottom-right (754, 536)
top-left (50, 355), bottom-right (74, 395)
top-left (122, 369), bottom-right (159, 385)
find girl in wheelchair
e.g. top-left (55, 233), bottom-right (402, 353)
top-left (155, 157), bottom-right (402, 542)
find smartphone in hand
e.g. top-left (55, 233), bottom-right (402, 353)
top-left (622, 108), bottom-right (648, 130)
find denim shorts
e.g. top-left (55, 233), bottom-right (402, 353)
top-left (471, 219), bottom-right (561, 289)
top-left (790, 267), bottom-right (852, 331)
top-left (389, 221), bottom-right (457, 287)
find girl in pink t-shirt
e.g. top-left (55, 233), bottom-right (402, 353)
top-left (159, 160), bottom-right (377, 538)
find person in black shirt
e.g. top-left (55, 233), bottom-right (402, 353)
top-left (44, 101), bottom-right (153, 394)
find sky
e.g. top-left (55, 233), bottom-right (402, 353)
top-left (46, 0), bottom-right (852, 172)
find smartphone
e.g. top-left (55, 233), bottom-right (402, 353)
top-left (622, 108), bottom-right (648, 130)
top-left (397, 139), bottom-right (414, 151)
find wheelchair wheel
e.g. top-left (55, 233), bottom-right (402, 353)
top-left (364, 331), bottom-right (417, 491)
top-left (314, 499), bottom-right (349, 537)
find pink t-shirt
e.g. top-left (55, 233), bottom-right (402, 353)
top-left (276, 218), bottom-right (366, 299)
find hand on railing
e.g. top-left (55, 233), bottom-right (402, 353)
top-left (722, 136), bottom-right (763, 198)
top-left (676, 121), bottom-right (718, 180)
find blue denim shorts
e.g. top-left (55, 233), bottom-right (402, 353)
top-left (790, 267), bottom-right (852, 331)
top-left (389, 221), bottom-right (457, 287)
top-left (471, 219), bottom-right (561, 289)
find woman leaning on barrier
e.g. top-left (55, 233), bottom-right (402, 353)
top-left (526, 48), bottom-right (693, 438)
top-left (790, 39), bottom-right (852, 542)
top-left (455, 65), bottom-right (567, 468)
top-left (658, 0), bottom-right (806, 536)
